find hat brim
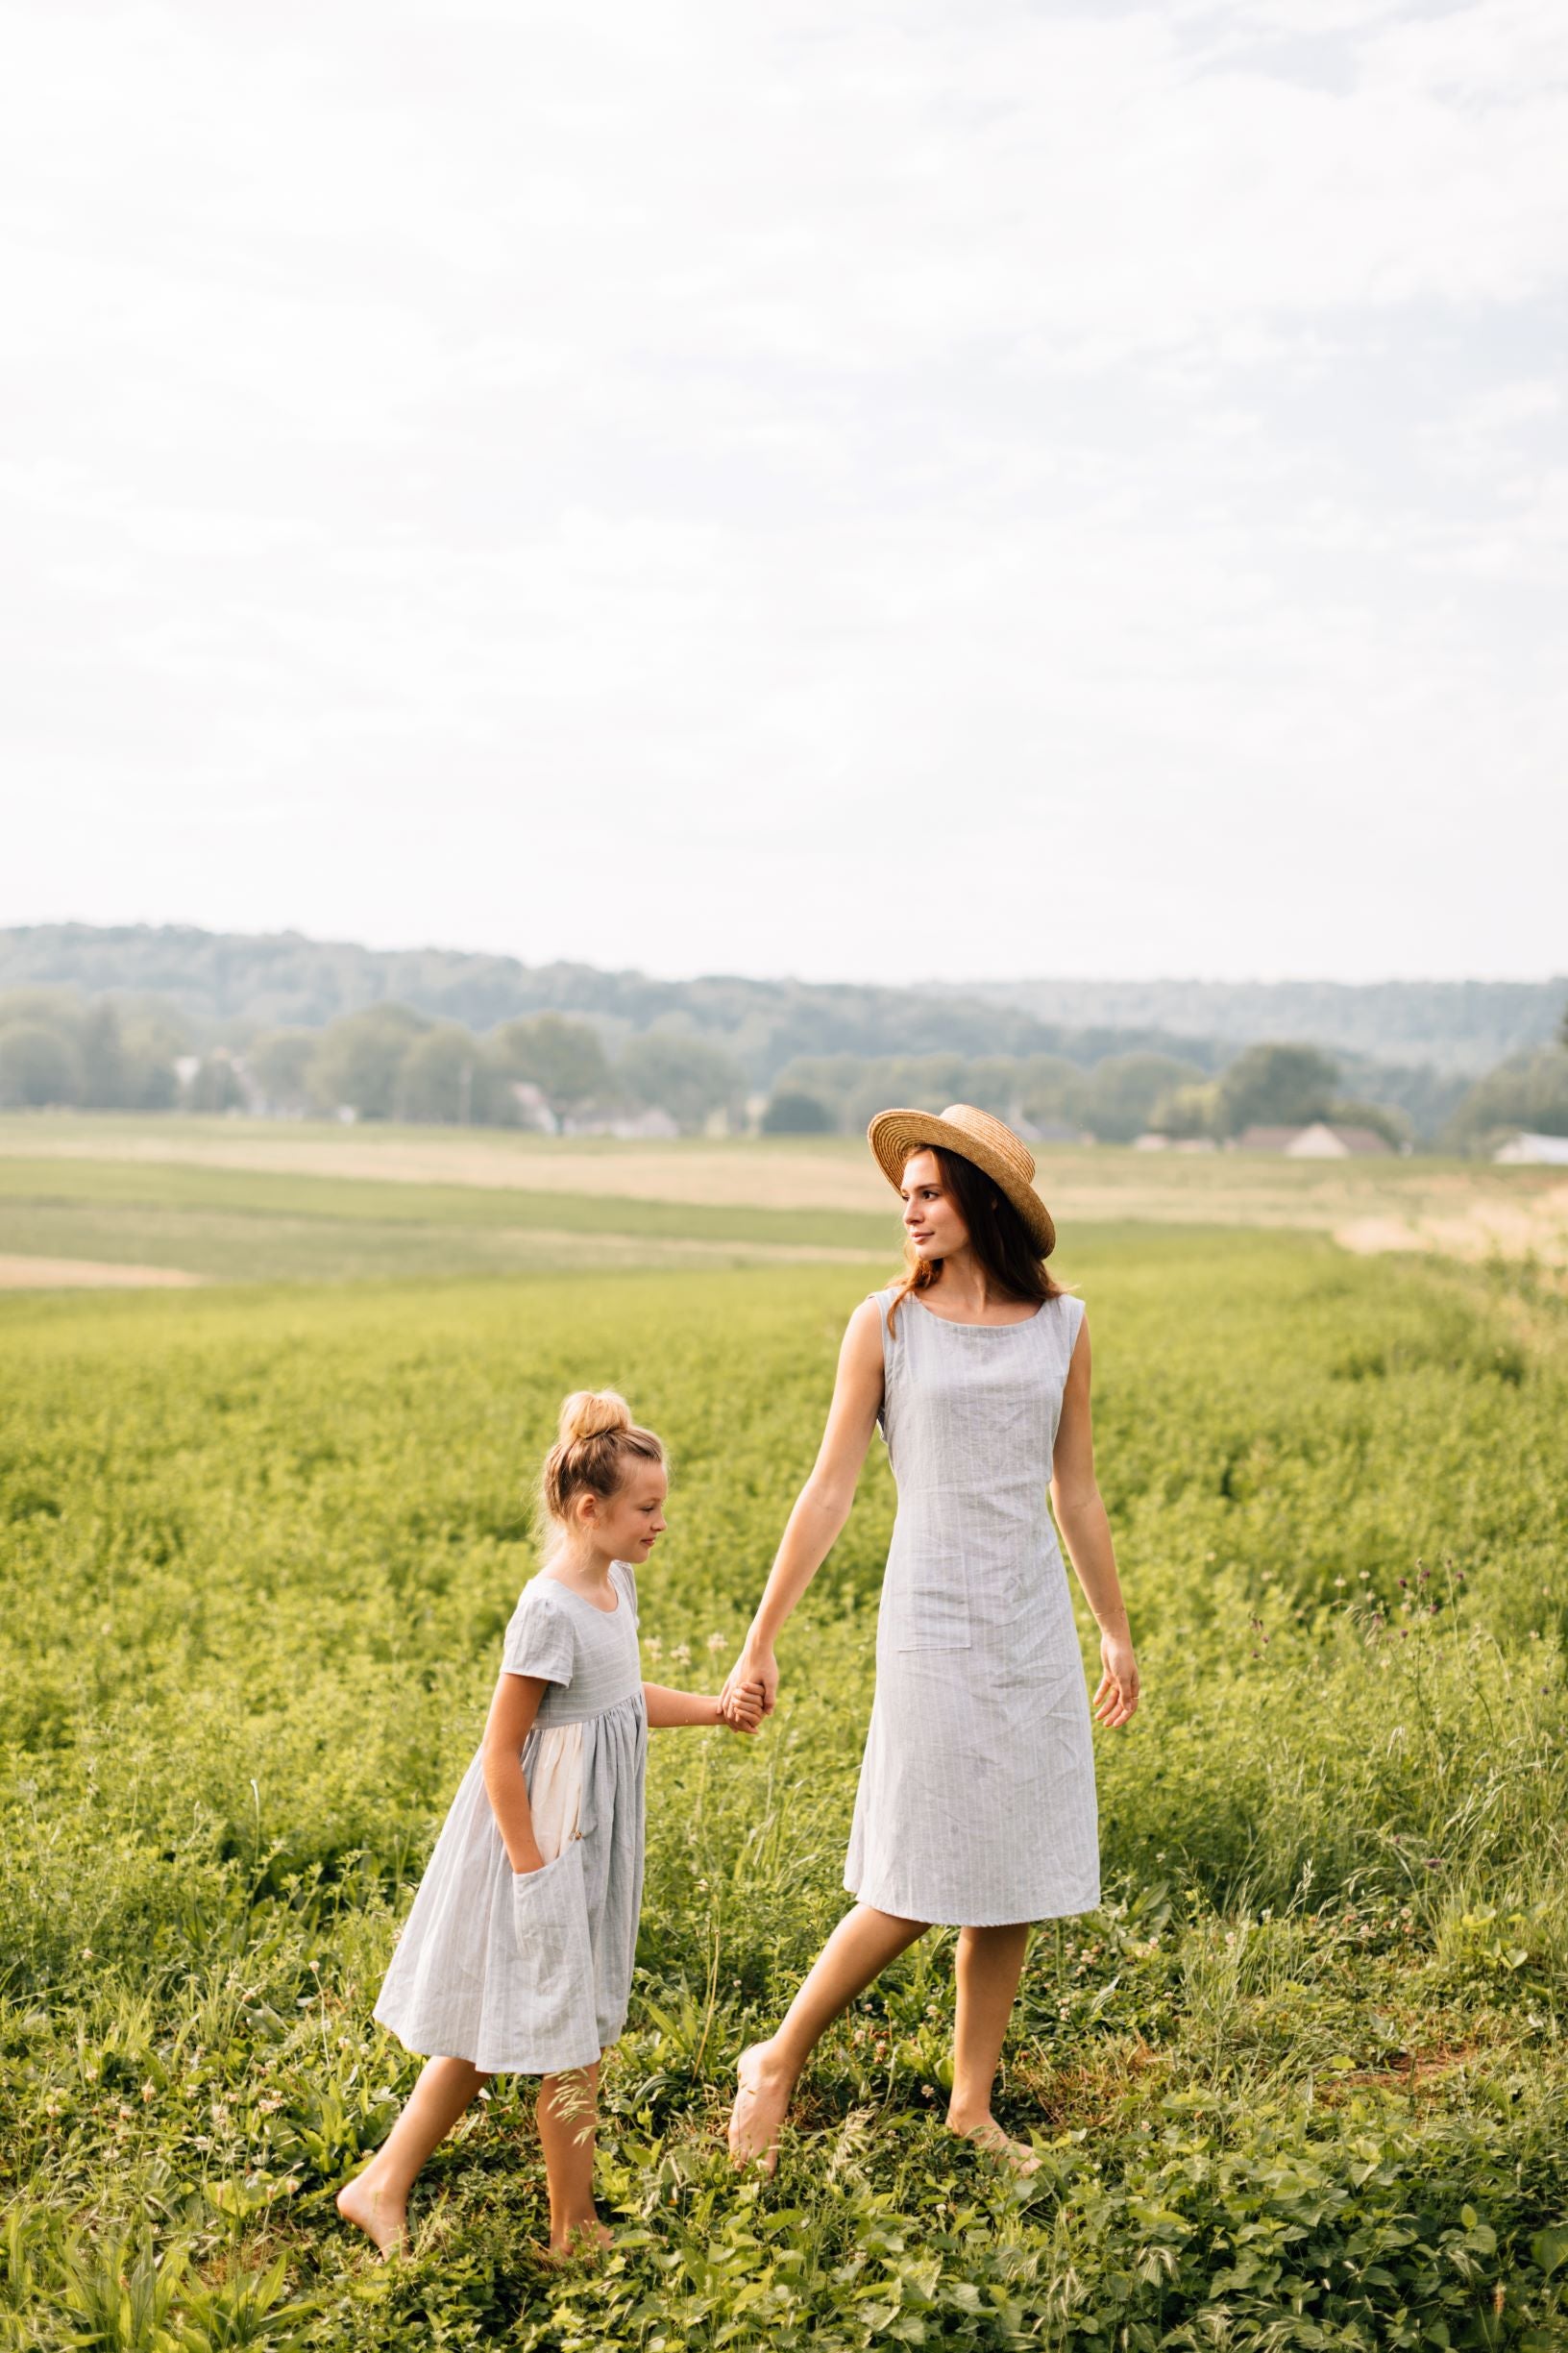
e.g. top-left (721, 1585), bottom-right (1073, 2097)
top-left (866, 1108), bottom-right (1056, 1257)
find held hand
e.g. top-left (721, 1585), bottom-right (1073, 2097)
top-left (721, 1645), bottom-right (778, 1721)
top-left (719, 1679), bottom-right (767, 1735)
top-left (1092, 1631), bottom-right (1139, 1729)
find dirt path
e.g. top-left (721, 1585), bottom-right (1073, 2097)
top-left (1333, 1184), bottom-right (1568, 1268)
top-left (0, 1128), bottom-right (890, 1211)
top-left (0, 1257), bottom-right (206, 1289)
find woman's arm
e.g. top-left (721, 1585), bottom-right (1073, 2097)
top-left (720, 1297), bottom-right (885, 1717)
top-left (1049, 1315), bottom-right (1139, 1728)
top-left (644, 1680), bottom-right (764, 1731)
top-left (480, 1671), bottom-right (550, 1872)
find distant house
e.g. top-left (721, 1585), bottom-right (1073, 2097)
top-left (563, 1106), bottom-right (681, 1141)
top-left (1235, 1121), bottom-right (1392, 1158)
top-left (1015, 1116), bottom-right (1095, 1146)
top-left (1133, 1133), bottom-right (1216, 1153)
top-left (1494, 1131), bottom-right (1568, 1165)
top-left (507, 1080), bottom-right (557, 1135)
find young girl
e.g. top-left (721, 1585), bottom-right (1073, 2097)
top-left (339, 1388), bottom-right (763, 2259)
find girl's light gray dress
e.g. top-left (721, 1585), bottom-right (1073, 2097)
top-left (374, 1561), bottom-right (647, 2076)
top-left (845, 1289), bottom-right (1099, 1927)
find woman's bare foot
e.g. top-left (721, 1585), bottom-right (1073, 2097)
top-left (542, 2217), bottom-right (614, 2264)
top-left (947, 2112), bottom-right (1041, 2176)
top-left (728, 2041), bottom-right (791, 2174)
top-left (336, 2166), bottom-right (407, 2257)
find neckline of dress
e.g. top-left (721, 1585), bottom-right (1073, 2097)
top-left (541, 1566), bottom-right (624, 1618)
top-left (906, 1294), bottom-right (1050, 1333)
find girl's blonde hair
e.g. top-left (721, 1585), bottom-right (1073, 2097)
top-left (538, 1389), bottom-right (666, 1526)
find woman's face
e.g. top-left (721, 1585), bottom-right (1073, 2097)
top-left (580, 1462), bottom-right (668, 1561)
top-left (899, 1148), bottom-right (970, 1262)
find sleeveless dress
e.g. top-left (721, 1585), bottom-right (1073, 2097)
top-left (844, 1289), bottom-right (1100, 1927)
top-left (373, 1561), bottom-right (647, 2075)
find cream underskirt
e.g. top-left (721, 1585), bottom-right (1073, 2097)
top-left (528, 1722), bottom-right (583, 1862)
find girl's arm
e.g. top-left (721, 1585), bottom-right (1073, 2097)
top-left (644, 1681), bottom-right (764, 1731)
top-left (480, 1671), bottom-right (551, 1872)
top-left (720, 1297), bottom-right (885, 1717)
top-left (1049, 1316), bottom-right (1139, 1728)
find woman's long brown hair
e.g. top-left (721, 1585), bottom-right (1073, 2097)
top-left (887, 1144), bottom-right (1061, 1333)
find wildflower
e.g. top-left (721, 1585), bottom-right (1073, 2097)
top-left (672, 1643), bottom-right (692, 1665)
top-left (706, 1632), bottom-right (726, 1654)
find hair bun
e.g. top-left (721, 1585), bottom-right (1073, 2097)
top-left (557, 1388), bottom-right (632, 1445)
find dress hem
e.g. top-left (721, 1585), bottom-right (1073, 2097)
top-left (843, 1876), bottom-right (1100, 1928)
top-left (373, 2009), bottom-right (615, 2077)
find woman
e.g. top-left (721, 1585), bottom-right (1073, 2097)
top-left (721, 1104), bottom-right (1139, 2171)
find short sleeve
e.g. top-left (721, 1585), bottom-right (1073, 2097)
top-left (611, 1559), bottom-right (640, 1625)
top-left (501, 1581), bottom-right (576, 1686)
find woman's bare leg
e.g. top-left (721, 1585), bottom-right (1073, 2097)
top-left (946, 1922), bottom-right (1036, 2165)
top-left (729, 1903), bottom-right (929, 2169)
top-left (537, 2061), bottom-right (608, 2257)
top-left (337, 2055), bottom-right (488, 2254)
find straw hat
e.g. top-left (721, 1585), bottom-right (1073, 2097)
top-left (866, 1103), bottom-right (1056, 1257)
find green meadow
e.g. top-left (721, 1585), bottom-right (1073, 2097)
top-left (2, 1126), bottom-right (1567, 2346)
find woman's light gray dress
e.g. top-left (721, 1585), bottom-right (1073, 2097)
top-left (844, 1289), bottom-right (1099, 1927)
top-left (374, 1561), bottom-right (647, 2076)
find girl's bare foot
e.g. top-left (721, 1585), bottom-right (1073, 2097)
top-left (947, 2112), bottom-right (1041, 2176)
top-left (543, 2217), bottom-right (614, 2264)
top-left (728, 2041), bottom-right (790, 2174)
top-left (336, 2167), bottom-right (407, 2257)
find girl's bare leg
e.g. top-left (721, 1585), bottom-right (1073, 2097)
top-left (729, 1903), bottom-right (929, 2171)
top-left (536, 2060), bottom-right (607, 2256)
top-left (337, 2055), bottom-right (488, 2255)
top-left (947, 1922), bottom-right (1037, 2167)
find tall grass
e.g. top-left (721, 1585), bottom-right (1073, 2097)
top-left (3, 1235), bottom-right (1566, 2344)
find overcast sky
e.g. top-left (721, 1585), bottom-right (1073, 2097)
top-left (3, 0), bottom-right (1564, 985)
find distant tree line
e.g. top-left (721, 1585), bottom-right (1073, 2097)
top-left (13, 922), bottom-right (1561, 1091)
top-left (0, 992), bottom-right (748, 1137)
top-left (761, 1043), bottom-right (1413, 1146)
top-left (1, 984), bottom-right (1564, 1151)
top-left (0, 992), bottom-right (184, 1113)
top-left (235, 1008), bottom-right (747, 1135)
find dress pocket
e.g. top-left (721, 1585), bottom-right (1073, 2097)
top-left (510, 1841), bottom-right (600, 2068)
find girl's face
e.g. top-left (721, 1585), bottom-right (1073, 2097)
top-left (579, 1461), bottom-right (668, 1562)
top-left (899, 1148), bottom-right (970, 1262)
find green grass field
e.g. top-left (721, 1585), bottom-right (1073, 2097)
top-left (2, 1132), bottom-right (1567, 2346)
